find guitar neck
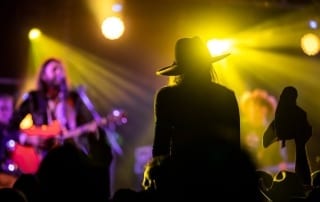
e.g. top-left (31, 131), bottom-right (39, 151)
top-left (63, 118), bottom-right (107, 140)
top-left (63, 126), bottom-right (87, 140)
top-left (20, 110), bottom-right (126, 149)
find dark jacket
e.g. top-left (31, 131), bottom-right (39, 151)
top-left (153, 82), bottom-right (240, 158)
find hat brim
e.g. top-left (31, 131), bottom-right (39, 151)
top-left (156, 63), bottom-right (179, 76)
top-left (263, 120), bottom-right (278, 148)
top-left (156, 53), bottom-right (231, 76)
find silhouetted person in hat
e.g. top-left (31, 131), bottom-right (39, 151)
top-left (151, 35), bottom-right (261, 200)
top-left (152, 36), bottom-right (240, 158)
top-left (151, 37), bottom-right (262, 200)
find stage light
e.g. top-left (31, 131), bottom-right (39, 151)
top-left (112, 3), bottom-right (123, 12)
top-left (101, 16), bottom-right (125, 40)
top-left (309, 20), bottom-right (318, 29)
top-left (207, 39), bottom-right (233, 56)
top-left (28, 28), bottom-right (41, 40)
top-left (300, 33), bottom-right (320, 56)
top-left (6, 139), bottom-right (16, 151)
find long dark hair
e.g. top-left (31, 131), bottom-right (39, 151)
top-left (37, 58), bottom-right (69, 99)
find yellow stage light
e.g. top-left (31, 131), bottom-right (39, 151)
top-left (207, 39), bottom-right (233, 56)
top-left (28, 28), bottom-right (41, 40)
top-left (301, 33), bottom-right (320, 56)
top-left (101, 16), bottom-right (125, 40)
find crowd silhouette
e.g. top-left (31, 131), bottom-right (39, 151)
top-left (0, 37), bottom-right (320, 202)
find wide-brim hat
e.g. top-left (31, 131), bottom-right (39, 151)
top-left (156, 36), bottom-right (230, 76)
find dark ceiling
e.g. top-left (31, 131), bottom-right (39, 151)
top-left (1, 0), bottom-right (316, 80)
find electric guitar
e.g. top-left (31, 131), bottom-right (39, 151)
top-left (12, 110), bottom-right (127, 174)
top-left (20, 109), bottom-right (127, 147)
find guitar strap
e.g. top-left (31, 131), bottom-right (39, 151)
top-left (75, 86), bottom-right (102, 155)
top-left (47, 99), bottom-right (57, 124)
top-left (76, 86), bottom-right (101, 121)
top-left (76, 85), bottom-right (123, 155)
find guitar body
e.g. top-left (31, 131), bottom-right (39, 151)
top-left (10, 144), bottom-right (41, 174)
top-left (11, 121), bottom-right (62, 174)
top-left (20, 120), bottom-right (63, 150)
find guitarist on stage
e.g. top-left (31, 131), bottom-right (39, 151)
top-left (7, 58), bottom-right (112, 198)
top-left (8, 58), bottom-right (113, 199)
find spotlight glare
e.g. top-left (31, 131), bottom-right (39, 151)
top-left (113, 109), bottom-right (120, 117)
top-left (101, 16), bottom-right (125, 40)
top-left (112, 3), bottom-right (123, 12)
top-left (301, 33), bottom-right (320, 56)
top-left (6, 139), bottom-right (16, 149)
top-left (207, 39), bottom-right (233, 56)
top-left (29, 28), bottom-right (41, 40)
top-left (309, 20), bottom-right (318, 29)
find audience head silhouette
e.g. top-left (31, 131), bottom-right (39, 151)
top-left (36, 143), bottom-right (106, 202)
top-left (0, 187), bottom-right (27, 202)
